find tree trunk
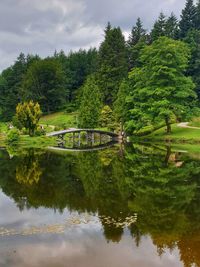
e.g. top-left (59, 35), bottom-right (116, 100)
top-left (165, 118), bottom-right (171, 134)
top-left (164, 146), bottom-right (171, 165)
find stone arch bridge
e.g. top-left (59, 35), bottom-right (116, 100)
top-left (47, 128), bottom-right (120, 144)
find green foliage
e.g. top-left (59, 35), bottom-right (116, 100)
top-left (128, 18), bottom-right (146, 47)
top-left (179, 0), bottom-right (196, 39)
top-left (165, 13), bottom-right (179, 39)
top-left (127, 18), bottom-right (148, 69)
top-left (21, 58), bottom-right (66, 113)
top-left (98, 23), bottom-right (128, 104)
top-left (54, 48), bottom-right (98, 102)
top-left (184, 29), bottom-right (200, 99)
top-left (78, 76), bottom-right (102, 128)
top-left (6, 128), bottom-right (20, 144)
top-left (0, 53), bottom-right (40, 121)
top-left (188, 117), bottom-right (200, 127)
top-left (195, 0), bottom-right (200, 30)
top-left (151, 12), bottom-right (179, 41)
top-left (151, 12), bottom-right (167, 41)
top-left (2, 143), bottom-right (200, 262)
top-left (15, 101), bottom-right (42, 136)
top-left (99, 105), bottom-right (115, 130)
top-left (114, 80), bottom-right (130, 125)
top-left (126, 37), bottom-right (197, 134)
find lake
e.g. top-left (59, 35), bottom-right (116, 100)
top-left (0, 143), bottom-right (200, 267)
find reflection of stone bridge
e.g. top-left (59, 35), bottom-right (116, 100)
top-left (47, 128), bottom-right (119, 143)
top-left (48, 141), bottom-right (117, 152)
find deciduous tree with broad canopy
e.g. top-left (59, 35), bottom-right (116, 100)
top-left (126, 37), bottom-right (198, 133)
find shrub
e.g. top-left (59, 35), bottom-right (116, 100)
top-left (54, 126), bottom-right (61, 131)
top-left (34, 127), bottom-right (46, 136)
top-left (6, 128), bottom-right (20, 144)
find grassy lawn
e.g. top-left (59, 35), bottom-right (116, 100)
top-left (142, 124), bottom-right (200, 143)
top-left (40, 111), bottom-right (78, 129)
top-left (19, 135), bottom-right (56, 148)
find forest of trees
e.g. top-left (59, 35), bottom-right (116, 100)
top-left (1, 0), bottom-right (200, 134)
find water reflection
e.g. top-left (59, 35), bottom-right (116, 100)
top-left (0, 144), bottom-right (200, 266)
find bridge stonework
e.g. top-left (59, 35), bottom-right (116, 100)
top-left (47, 128), bottom-right (119, 141)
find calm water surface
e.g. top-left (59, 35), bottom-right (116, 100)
top-left (0, 144), bottom-right (200, 267)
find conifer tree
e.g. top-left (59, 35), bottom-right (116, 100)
top-left (185, 29), bottom-right (200, 100)
top-left (78, 76), bottom-right (102, 128)
top-left (179, 0), bottom-right (196, 39)
top-left (98, 23), bottom-right (128, 104)
top-left (151, 12), bottom-right (166, 41)
top-left (128, 18), bottom-right (146, 47)
top-left (165, 13), bottom-right (179, 39)
top-left (195, 0), bottom-right (200, 30)
top-left (127, 18), bottom-right (147, 69)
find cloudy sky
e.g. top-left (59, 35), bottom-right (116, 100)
top-left (0, 0), bottom-right (189, 71)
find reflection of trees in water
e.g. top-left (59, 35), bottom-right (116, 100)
top-left (1, 146), bottom-right (200, 266)
top-left (16, 150), bottom-right (42, 185)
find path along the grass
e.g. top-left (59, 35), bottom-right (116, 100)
top-left (178, 122), bottom-right (200, 130)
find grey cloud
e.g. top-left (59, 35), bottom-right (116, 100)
top-left (0, 0), bottom-right (188, 71)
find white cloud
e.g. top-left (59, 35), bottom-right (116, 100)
top-left (0, 0), bottom-right (187, 71)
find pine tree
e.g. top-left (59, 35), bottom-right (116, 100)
top-left (78, 76), bottom-right (102, 128)
top-left (179, 0), bottom-right (196, 39)
top-left (165, 13), bottom-right (179, 39)
top-left (128, 18), bottom-right (146, 47)
top-left (185, 29), bottom-right (200, 100)
top-left (151, 12), bottom-right (166, 41)
top-left (98, 23), bottom-right (128, 104)
top-left (195, 0), bottom-right (200, 30)
top-left (127, 18), bottom-right (147, 69)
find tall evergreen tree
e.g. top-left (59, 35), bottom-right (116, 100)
top-left (185, 29), bottom-right (200, 100)
top-left (127, 18), bottom-right (147, 69)
top-left (195, 0), bottom-right (200, 30)
top-left (78, 75), bottom-right (102, 128)
top-left (128, 18), bottom-right (146, 47)
top-left (151, 12), bottom-right (166, 41)
top-left (98, 23), bottom-right (128, 104)
top-left (165, 13), bottom-right (179, 39)
top-left (179, 0), bottom-right (196, 39)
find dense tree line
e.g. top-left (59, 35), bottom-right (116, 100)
top-left (1, 0), bottom-right (200, 133)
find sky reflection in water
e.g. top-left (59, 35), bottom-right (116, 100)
top-left (0, 144), bottom-right (199, 267)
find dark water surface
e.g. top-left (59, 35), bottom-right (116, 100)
top-left (0, 144), bottom-right (200, 267)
